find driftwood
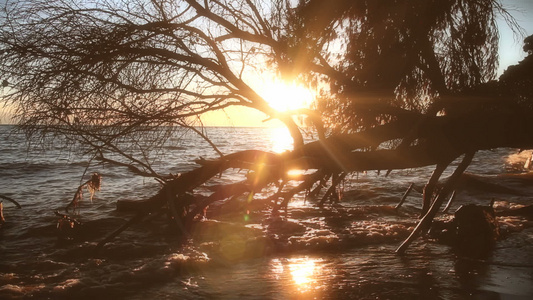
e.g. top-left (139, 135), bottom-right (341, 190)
top-left (98, 106), bottom-right (533, 253)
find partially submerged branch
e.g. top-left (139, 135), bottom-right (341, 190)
top-left (318, 172), bottom-right (346, 207)
top-left (271, 170), bottom-right (326, 211)
top-left (395, 183), bottom-right (414, 210)
top-left (396, 151), bottom-right (476, 254)
top-left (100, 108), bottom-right (533, 252)
top-left (66, 173), bottom-right (102, 213)
top-left (0, 195), bottom-right (22, 209)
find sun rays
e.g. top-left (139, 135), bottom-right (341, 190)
top-left (259, 80), bottom-right (315, 113)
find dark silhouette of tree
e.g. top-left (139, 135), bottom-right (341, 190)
top-left (499, 34), bottom-right (533, 109)
top-left (276, 0), bottom-right (518, 131)
top-left (1, 0), bottom-right (532, 253)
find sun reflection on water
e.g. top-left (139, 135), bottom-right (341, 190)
top-left (269, 257), bottom-right (326, 296)
top-left (289, 257), bottom-right (320, 291)
top-left (269, 127), bottom-right (293, 153)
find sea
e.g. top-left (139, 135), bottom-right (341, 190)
top-left (1, 124), bottom-right (533, 299)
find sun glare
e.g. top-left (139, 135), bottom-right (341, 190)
top-left (259, 80), bottom-right (314, 112)
top-left (269, 257), bottom-right (327, 296)
top-left (269, 127), bottom-right (293, 153)
top-left (288, 257), bottom-right (325, 294)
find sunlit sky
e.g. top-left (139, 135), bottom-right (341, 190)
top-left (1, 0), bottom-right (532, 126)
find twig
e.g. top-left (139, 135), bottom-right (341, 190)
top-left (272, 170), bottom-right (325, 211)
top-left (442, 190), bottom-right (457, 213)
top-left (395, 182), bottom-right (414, 210)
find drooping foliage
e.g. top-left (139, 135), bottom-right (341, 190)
top-left (278, 0), bottom-right (511, 131)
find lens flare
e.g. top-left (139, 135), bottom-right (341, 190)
top-left (259, 80), bottom-right (314, 112)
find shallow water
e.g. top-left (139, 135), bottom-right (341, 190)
top-left (1, 125), bottom-right (533, 299)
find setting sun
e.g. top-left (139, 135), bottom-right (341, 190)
top-left (259, 80), bottom-right (315, 112)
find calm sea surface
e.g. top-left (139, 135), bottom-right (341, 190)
top-left (1, 125), bottom-right (533, 299)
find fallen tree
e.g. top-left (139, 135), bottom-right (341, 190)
top-left (105, 101), bottom-right (533, 252)
top-left (1, 0), bottom-right (532, 254)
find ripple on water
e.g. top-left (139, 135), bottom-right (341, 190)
top-left (2, 127), bottom-right (533, 299)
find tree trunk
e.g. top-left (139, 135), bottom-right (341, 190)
top-left (109, 108), bottom-right (533, 252)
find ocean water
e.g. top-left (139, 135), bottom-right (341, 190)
top-left (0, 125), bottom-right (533, 299)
